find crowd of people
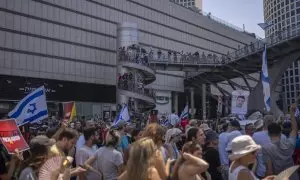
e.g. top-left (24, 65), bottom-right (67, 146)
top-left (1, 105), bottom-right (300, 180)
top-left (117, 72), bottom-right (156, 99)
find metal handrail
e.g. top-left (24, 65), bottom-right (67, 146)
top-left (118, 24), bottom-right (300, 68)
top-left (117, 81), bottom-right (156, 100)
top-left (169, 0), bottom-right (259, 38)
top-left (226, 23), bottom-right (300, 62)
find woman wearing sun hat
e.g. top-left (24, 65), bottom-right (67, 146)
top-left (228, 135), bottom-right (275, 180)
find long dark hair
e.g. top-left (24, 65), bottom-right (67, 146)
top-left (18, 143), bottom-right (49, 177)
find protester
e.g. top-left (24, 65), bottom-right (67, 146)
top-left (19, 135), bottom-right (54, 180)
top-left (84, 129), bottom-right (123, 180)
top-left (186, 127), bottom-right (206, 146)
top-left (142, 123), bottom-right (169, 180)
top-left (218, 123), bottom-right (230, 180)
top-left (252, 115), bottom-right (286, 178)
top-left (225, 120), bottom-right (242, 156)
top-left (118, 138), bottom-right (161, 180)
top-left (244, 123), bottom-right (255, 137)
top-left (203, 130), bottom-right (223, 180)
top-left (228, 135), bottom-right (274, 180)
top-left (199, 123), bottom-right (211, 133)
top-left (75, 128), bottom-right (99, 180)
top-left (168, 110), bottom-right (180, 127)
top-left (76, 120), bottom-right (97, 151)
top-left (165, 128), bottom-right (182, 160)
top-left (130, 128), bottom-right (142, 143)
top-left (49, 128), bottom-right (78, 157)
top-left (172, 142), bottom-right (209, 180)
top-left (262, 104), bottom-right (299, 180)
top-left (0, 146), bottom-right (23, 180)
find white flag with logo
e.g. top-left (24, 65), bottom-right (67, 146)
top-left (8, 86), bottom-right (48, 126)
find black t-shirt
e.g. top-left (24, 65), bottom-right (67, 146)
top-left (204, 147), bottom-right (223, 180)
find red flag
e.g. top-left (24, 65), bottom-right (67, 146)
top-left (0, 119), bottom-right (29, 154)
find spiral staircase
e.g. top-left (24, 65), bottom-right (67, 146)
top-left (116, 23), bottom-right (156, 116)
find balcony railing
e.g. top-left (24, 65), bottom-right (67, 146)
top-left (117, 80), bottom-right (156, 100)
top-left (226, 23), bottom-right (300, 62)
top-left (118, 46), bottom-right (151, 68)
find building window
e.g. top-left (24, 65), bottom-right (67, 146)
top-left (291, 3), bottom-right (295, 9)
top-left (291, 10), bottom-right (295, 16)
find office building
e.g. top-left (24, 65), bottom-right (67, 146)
top-left (0, 0), bottom-right (255, 118)
top-left (174, 0), bottom-right (202, 9)
top-left (264, 0), bottom-right (300, 110)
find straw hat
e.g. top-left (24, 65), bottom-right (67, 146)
top-left (229, 135), bottom-right (261, 161)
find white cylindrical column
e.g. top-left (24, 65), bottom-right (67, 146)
top-left (116, 22), bottom-right (139, 107)
top-left (202, 84), bottom-right (206, 120)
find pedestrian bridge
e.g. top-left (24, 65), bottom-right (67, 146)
top-left (119, 23), bottom-right (300, 116)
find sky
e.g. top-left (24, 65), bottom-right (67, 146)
top-left (203, 0), bottom-right (265, 38)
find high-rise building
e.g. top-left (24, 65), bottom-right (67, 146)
top-left (174, 0), bottom-right (202, 9)
top-left (263, 0), bottom-right (300, 111)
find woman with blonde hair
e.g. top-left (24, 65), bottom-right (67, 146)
top-left (142, 123), bottom-right (169, 180)
top-left (172, 142), bottom-right (209, 180)
top-left (118, 138), bottom-right (161, 180)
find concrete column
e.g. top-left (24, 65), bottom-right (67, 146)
top-left (202, 84), bottom-right (206, 120)
top-left (116, 22), bottom-right (139, 108)
top-left (190, 88), bottom-right (195, 118)
top-left (173, 92), bottom-right (178, 113)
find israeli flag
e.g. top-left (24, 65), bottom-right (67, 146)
top-left (163, 117), bottom-right (169, 126)
top-left (9, 86), bottom-right (48, 126)
top-left (180, 104), bottom-right (189, 121)
top-left (262, 45), bottom-right (271, 112)
top-left (258, 22), bottom-right (273, 30)
top-left (113, 104), bottom-right (130, 125)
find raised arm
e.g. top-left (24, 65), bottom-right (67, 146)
top-left (290, 104), bottom-right (298, 138)
top-left (182, 153), bottom-right (209, 176)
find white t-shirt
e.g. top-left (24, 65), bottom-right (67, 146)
top-left (95, 146), bottom-right (123, 180)
top-left (218, 132), bottom-right (229, 166)
top-left (252, 131), bottom-right (286, 177)
top-left (75, 145), bottom-right (98, 180)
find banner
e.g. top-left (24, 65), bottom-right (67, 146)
top-left (0, 119), bottom-right (30, 154)
top-left (231, 90), bottom-right (250, 115)
top-left (63, 101), bottom-right (76, 122)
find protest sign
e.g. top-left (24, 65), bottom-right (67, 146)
top-left (0, 119), bottom-right (30, 154)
